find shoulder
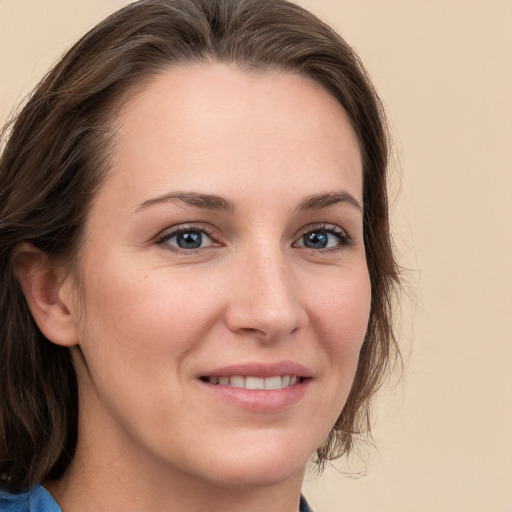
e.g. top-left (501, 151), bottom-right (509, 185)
top-left (0, 485), bottom-right (61, 512)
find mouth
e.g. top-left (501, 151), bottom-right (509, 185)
top-left (197, 362), bottom-right (312, 411)
top-left (200, 375), bottom-right (304, 390)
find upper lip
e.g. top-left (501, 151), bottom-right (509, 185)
top-left (200, 361), bottom-right (312, 379)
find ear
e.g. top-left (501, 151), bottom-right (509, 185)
top-left (13, 242), bottom-right (79, 347)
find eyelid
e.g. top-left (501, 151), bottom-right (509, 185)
top-left (155, 223), bottom-right (220, 250)
top-left (293, 223), bottom-right (353, 250)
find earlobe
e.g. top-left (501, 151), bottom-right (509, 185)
top-left (13, 243), bottom-right (79, 347)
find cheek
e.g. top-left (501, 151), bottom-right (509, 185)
top-left (75, 261), bottom-right (223, 375)
top-left (71, 266), bottom-right (222, 438)
top-left (312, 265), bottom-right (371, 348)
top-left (308, 265), bottom-right (371, 398)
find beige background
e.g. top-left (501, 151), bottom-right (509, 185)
top-left (1, 1), bottom-right (511, 511)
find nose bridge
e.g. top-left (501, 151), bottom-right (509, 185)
top-left (225, 242), bottom-right (307, 339)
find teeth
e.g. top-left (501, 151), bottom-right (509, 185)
top-left (246, 376), bottom-right (264, 389)
top-left (206, 375), bottom-right (300, 390)
top-left (264, 376), bottom-right (282, 390)
top-left (229, 376), bottom-right (245, 388)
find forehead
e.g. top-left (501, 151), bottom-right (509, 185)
top-left (103, 64), bottom-right (362, 210)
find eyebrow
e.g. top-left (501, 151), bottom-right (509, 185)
top-left (297, 191), bottom-right (363, 212)
top-left (136, 190), bottom-right (362, 214)
top-left (136, 192), bottom-right (236, 213)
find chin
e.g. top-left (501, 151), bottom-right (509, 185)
top-left (207, 461), bottom-right (306, 490)
top-left (195, 436), bottom-right (315, 489)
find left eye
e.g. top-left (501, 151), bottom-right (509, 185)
top-left (161, 229), bottom-right (214, 250)
top-left (295, 229), bottom-right (347, 250)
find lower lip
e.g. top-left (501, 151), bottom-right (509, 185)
top-left (198, 379), bottom-right (310, 413)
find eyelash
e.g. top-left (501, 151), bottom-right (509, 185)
top-left (294, 223), bottom-right (353, 252)
top-left (156, 224), bottom-right (218, 253)
top-left (155, 223), bottom-right (353, 253)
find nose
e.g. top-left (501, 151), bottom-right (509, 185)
top-left (224, 248), bottom-right (308, 341)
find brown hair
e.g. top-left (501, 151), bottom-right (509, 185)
top-left (0, 0), bottom-right (399, 491)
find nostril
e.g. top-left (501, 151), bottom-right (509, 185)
top-left (239, 326), bottom-right (266, 335)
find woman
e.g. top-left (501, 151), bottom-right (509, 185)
top-left (0, 0), bottom-right (399, 510)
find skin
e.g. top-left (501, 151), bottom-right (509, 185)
top-left (22, 65), bottom-right (371, 512)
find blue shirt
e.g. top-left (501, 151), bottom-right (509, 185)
top-left (0, 484), bottom-right (313, 511)
top-left (0, 485), bottom-right (60, 512)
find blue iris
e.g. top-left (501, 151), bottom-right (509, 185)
top-left (303, 231), bottom-right (328, 249)
top-left (176, 231), bottom-right (203, 249)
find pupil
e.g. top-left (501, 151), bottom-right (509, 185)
top-left (304, 231), bottom-right (327, 249)
top-left (177, 231), bottom-right (202, 249)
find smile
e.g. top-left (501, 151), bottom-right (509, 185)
top-left (198, 364), bottom-right (311, 412)
top-left (203, 375), bottom-right (300, 390)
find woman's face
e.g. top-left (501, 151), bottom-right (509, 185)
top-left (65, 65), bottom-right (370, 490)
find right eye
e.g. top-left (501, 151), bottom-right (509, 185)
top-left (157, 226), bottom-right (217, 251)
